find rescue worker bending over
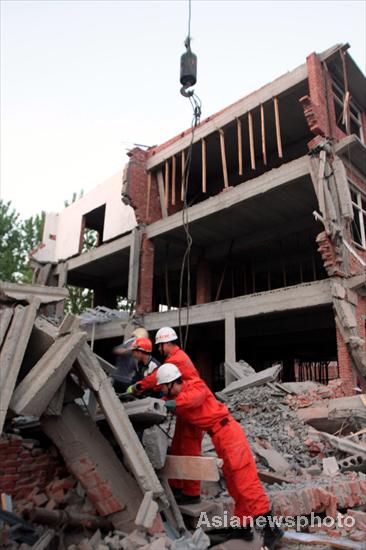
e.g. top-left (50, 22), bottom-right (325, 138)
top-left (127, 327), bottom-right (203, 505)
top-left (156, 363), bottom-right (284, 548)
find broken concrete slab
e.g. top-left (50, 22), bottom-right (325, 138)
top-left (158, 456), bottom-right (220, 482)
top-left (0, 281), bottom-right (68, 303)
top-left (77, 344), bottom-right (167, 508)
top-left (45, 379), bottom-right (67, 416)
top-left (142, 426), bottom-right (169, 469)
top-left (0, 299), bottom-right (40, 434)
top-left (123, 398), bottom-right (167, 426)
top-left (0, 307), bottom-right (13, 348)
top-left (296, 395), bottom-right (366, 432)
top-left (221, 364), bottom-right (282, 395)
top-left (252, 439), bottom-right (292, 475)
top-left (280, 381), bottom-right (319, 394)
top-left (11, 331), bottom-right (87, 417)
top-left (41, 403), bottom-right (142, 532)
top-left (338, 454), bottom-right (366, 473)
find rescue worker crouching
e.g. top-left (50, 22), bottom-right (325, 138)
top-left (127, 327), bottom-right (203, 505)
top-left (155, 363), bottom-right (284, 548)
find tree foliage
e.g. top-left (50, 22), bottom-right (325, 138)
top-left (0, 200), bottom-right (45, 283)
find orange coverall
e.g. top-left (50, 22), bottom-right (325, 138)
top-left (174, 377), bottom-right (271, 520)
top-left (138, 345), bottom-right (203, 496)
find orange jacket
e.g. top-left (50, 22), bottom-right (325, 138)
top-left (138, 345), bottom-right (199, 392)
top-left (174, 377), bottom-right (230, 431)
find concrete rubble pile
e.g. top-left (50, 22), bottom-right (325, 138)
top-left (0, 282), bottom-right (366, 549)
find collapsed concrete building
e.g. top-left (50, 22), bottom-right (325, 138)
top-left (31, 42), bottom-right (366, 394)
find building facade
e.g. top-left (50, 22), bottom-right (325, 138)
top-left (33, 44), bottom-right (366, 394)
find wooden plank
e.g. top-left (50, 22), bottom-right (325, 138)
top-left (171, 155), bottom-right (176, 206)
top-left (248, 111), bottom-right (256, 170)
top-left (260, 104), bottom-right (267, 165)
top-left (11, 331), bottom-right (87, 417)
top-left (219, 129), bottom-right (229, 188)
top-left (273, 96), bottom-right (283, 158)
top-left (157, 170), bottom-right (168, 218)
top-left (158, 455), bottom-right (220, 481)
top-left (146, 171), bottom-right (152, 218)
top-left (164, 160), bottom-right (169, 209)
top-left (237, 118), bottom-right (243, 176)
top-left (201, 139), bottom-right (206, 193)
top-left (0, 299), bottom-right (40, 434)
top-left (0, 307), bottom-right (13, 348)
top-left (181, 149), bottom-right (186, 201)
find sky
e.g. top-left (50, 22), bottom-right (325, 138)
top-left (1, 0), bottom-right (365, 219)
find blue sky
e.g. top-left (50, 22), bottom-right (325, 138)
top-left (1, 0), bottom-right (365, 218)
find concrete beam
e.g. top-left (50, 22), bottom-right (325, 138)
top-left (224, 312), bottom-right (236, 386)
top-left (144, 279), bottom-right (332, 330)
top-left (146, 63), bottom-right (307, 171)
top-left (76, 344), bottom-right (167, 508)
top-left (0, 307), bottom-right (13, 348)
top-left (127, 227), bottom-right (142, 302)
top-left (221, 364), bottom-right (282, 396)
top-left (158, 456), bottom-right (220, 482)
top-left (11, 331), bottom-right (87, 416)
top-left (146, 156), bottom-right (310, 240)
top-left (0, 299), bottom-right (40, 434)
top-left (41, 403), bottom-right (142, 532)
top-left (0, 282), bottom-right (68, 303)
top-left (54, 233), bottom-right (132, 275)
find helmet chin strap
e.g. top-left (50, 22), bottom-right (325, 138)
top-left (167, 382), bottom-right (175, 398)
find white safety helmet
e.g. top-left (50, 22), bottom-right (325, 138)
top-left (132, 327), bottom-right (149, 339)
top-left (155, 327), bottom-right (178, 344)
top-left (156, 363), bottom-right (182, 385)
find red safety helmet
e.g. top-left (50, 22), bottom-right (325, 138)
top-left (131, 337), bottom-right (153, 353)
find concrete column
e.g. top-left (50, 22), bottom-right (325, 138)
top-left (196, 261), bottom-right (212, 305)
top-left (224, 312), bottom-right (236, 385)
top-left (136, 235), bottom-right (155, 314)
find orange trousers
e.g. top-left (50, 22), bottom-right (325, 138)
top-left (212, 419), bottom-right (270, 520)
top-left (169, 416), bottom-right (203, 496)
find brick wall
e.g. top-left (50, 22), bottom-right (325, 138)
top-left (0, 434), bottom-right (67, 501)
top-left (301, 52), bottom-right (346, 141)
top-left (136, 235), bottom-right (155, 314)
top-left (336, 326), bottom-right (356, 394)
top-left (125, 148), bottom-right (162, 224)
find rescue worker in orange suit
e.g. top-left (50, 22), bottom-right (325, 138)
top-left (127, 327), bottom-right (203, 505)
top-left (155, 363), bottom-right (284, 548)
top-left (130, 337), bottom-right (160, 384)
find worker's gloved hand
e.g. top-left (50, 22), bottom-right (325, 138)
top-left (127, 384), bottom-right (142, 395)
top-left (165, 400), bottom-right (176, 412)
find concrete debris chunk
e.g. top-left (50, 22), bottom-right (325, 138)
top-left (135, 491), bottom-right (159, 529)
top-left (171, 528), bottom-right (210, 550)
top-left (142, 425), bottom-right (169, 469)
top-left (322, 456), bottom-right (340, 476)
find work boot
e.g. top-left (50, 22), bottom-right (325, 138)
top-left (206, 525), bottom-right (254, 546)
top-left (175, 493), bottom-right (201, 505)
top-left (170, 487), bottom-right (182, 498)
top-left (254, 513), bottom-right (284, 550)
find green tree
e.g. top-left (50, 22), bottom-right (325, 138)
top-left (20, 211), bottom-right (45, 283)
top-left (0, 200), bottom-right (24, 282)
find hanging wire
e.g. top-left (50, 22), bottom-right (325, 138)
top-left (178, 92), bottom-right (201, 350)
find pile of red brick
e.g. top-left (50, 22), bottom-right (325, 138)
top-left (0, 433), bottom-right (92, 516)
top-left (284, 380), bottom-right (347, 410)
